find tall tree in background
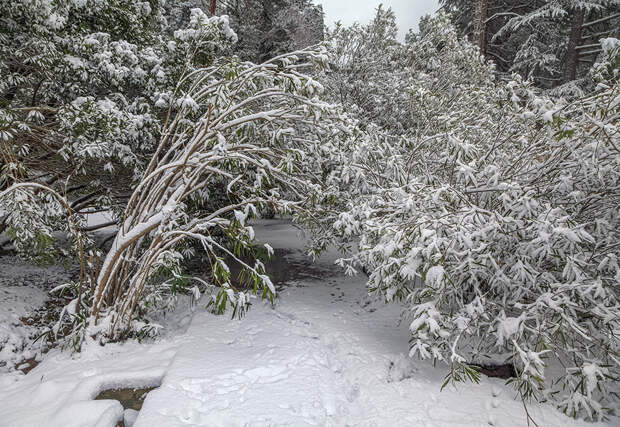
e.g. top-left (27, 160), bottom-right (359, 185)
top-left (564, 5), bottom-right (585, 82)
top-left (221, 0), bottom-right (324, 62)
top-left (324, 6), bottom-right (410, 132)
top-left (441, 0), bottom-right (620, 88)
top-left (474, 0), bottom-right (488, 53)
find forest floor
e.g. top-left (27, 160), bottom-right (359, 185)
top-left (0, 220), bottom-right (616, 427)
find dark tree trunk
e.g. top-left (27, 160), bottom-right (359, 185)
top-left (564, 7), bottom-right (585, 83)
top-left (475, 0), bottom-right (488, 54)
top-left (210, 0), bottom-right (217, 15)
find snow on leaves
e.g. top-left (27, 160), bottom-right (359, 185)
top-left (329, 12), bottom-right (619, 421)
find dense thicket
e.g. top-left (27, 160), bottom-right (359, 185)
top-left (0, 0), bottom-right (354, 341)
top-left (0, 0), bottom-right (240, 259)
top-left (0, 0), bottom-right (618, 421)
top-left (0, 0), bottom-right (324, 259)
top-left (322, 9), bottom-right (619, 420)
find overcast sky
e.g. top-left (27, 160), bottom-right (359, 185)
top-left (314, 0), bottom-right (441, 40)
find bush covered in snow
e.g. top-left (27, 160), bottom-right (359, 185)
top-left (1, 2), bottom-right (618, 421)
top-left (0, 1), bottom-right (236, 260)
top-left (331, 13), bottom-right (619, 420)
top-left (85, 46), bottom-right (362, 340)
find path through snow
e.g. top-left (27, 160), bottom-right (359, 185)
top-left (0, 220), bottom-right (615, 426)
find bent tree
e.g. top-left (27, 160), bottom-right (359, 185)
top-left (86, 47), bottom-right (357, 339)
top-left (0, 2), bottom-right (360, 342)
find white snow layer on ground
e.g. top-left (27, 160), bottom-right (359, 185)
top-left (0, 283), bottom-right (47, 368)
top-left (0, 220), bottom-right (616, 427)
top-left (0, 256), bottom-right (76, 371)
top-left (0, 338), bottom-right (178, 427)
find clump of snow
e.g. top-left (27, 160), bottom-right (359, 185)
top-left (0, 285), bottom-right (46, 369)
top-left (124, 408), bottom-right (139, 427)
top-left (0, 338), bottom-right (177, 427)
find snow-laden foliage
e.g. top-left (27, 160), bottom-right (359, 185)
top-left (331, 13), bottom-right (619, 420)
top-left (489, 0), bottom-right (601, 77)
top-left (0, 0), bottom-right (351, 344)
top-left (323, 9), bottom-right (494, 136)
top-left (76, 46), bottom-right (359, 340)
top-left (591, 37), bottom-right (620, 85)
top-left (0, 1), bottom-right (236, 260)
top-left (1, 2), bottom-right (618, 421)
top-left (324, 6), bottom-right (411, 133)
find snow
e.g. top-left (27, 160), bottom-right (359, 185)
top-left (0, 284), bottom-right (47, 368)
top-left (85, 211), bottom-right (116, 230)
top-left (0, 255), bottom-right (75, 372)
top-left (0, 221), bottom-right (617, 426)
top-left (0, 338), bottom-right (178, 426)
top-left (124, 408), bottom-right (139, 426)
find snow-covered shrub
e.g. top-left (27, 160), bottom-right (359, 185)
top-left (323, 6), bottom-right (411, 133)
top-left (591, 37), bottom-right (620, 86)
top-left (333, 14), bottom-right (619, 420)
top-left (0, 0), bottom-right (360, 346)
top-left (1, 188), bottom-right (69, 263)
top-left (0, 0), bottom-right (236, 259)
top-left (83, 46), bottom-right (360, 340)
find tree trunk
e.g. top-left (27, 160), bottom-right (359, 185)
top-left (564, 7), bottom-right (585, 83)
top-left (475, 0), bottom-right (488, 54)
top-left (210, 0), bottom-right (217, 15)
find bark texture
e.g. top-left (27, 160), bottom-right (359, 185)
top-left (564, 7), bottom-right (585, 83)
top-left (475, 0), bottom-right (488, 53)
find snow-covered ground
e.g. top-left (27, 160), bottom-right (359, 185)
top-left (0, 281), bottom-right (47, 370)
top-left (0, 220), bottom-right (616, 426)
top-left (0, 256), bottom-right (76, 372)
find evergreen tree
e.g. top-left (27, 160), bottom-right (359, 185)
top-left (441, 0), bottom-right (620, 88)
top-left (221, 0), bottom-right (324, 62)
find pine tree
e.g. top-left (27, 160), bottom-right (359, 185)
top-left (474, 0), bottom-right (488, 53)
top-left (564, 6), bottom-right (585, 82)
top-left (440, 0), bottom-right (620, 88)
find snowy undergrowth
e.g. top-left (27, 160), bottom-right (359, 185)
top-left (0, 255), bottom-right (76, 372)
top-left (0, 284), bottom-right (46, 371)
top-left (1, 221), bottom-right (616, 427)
